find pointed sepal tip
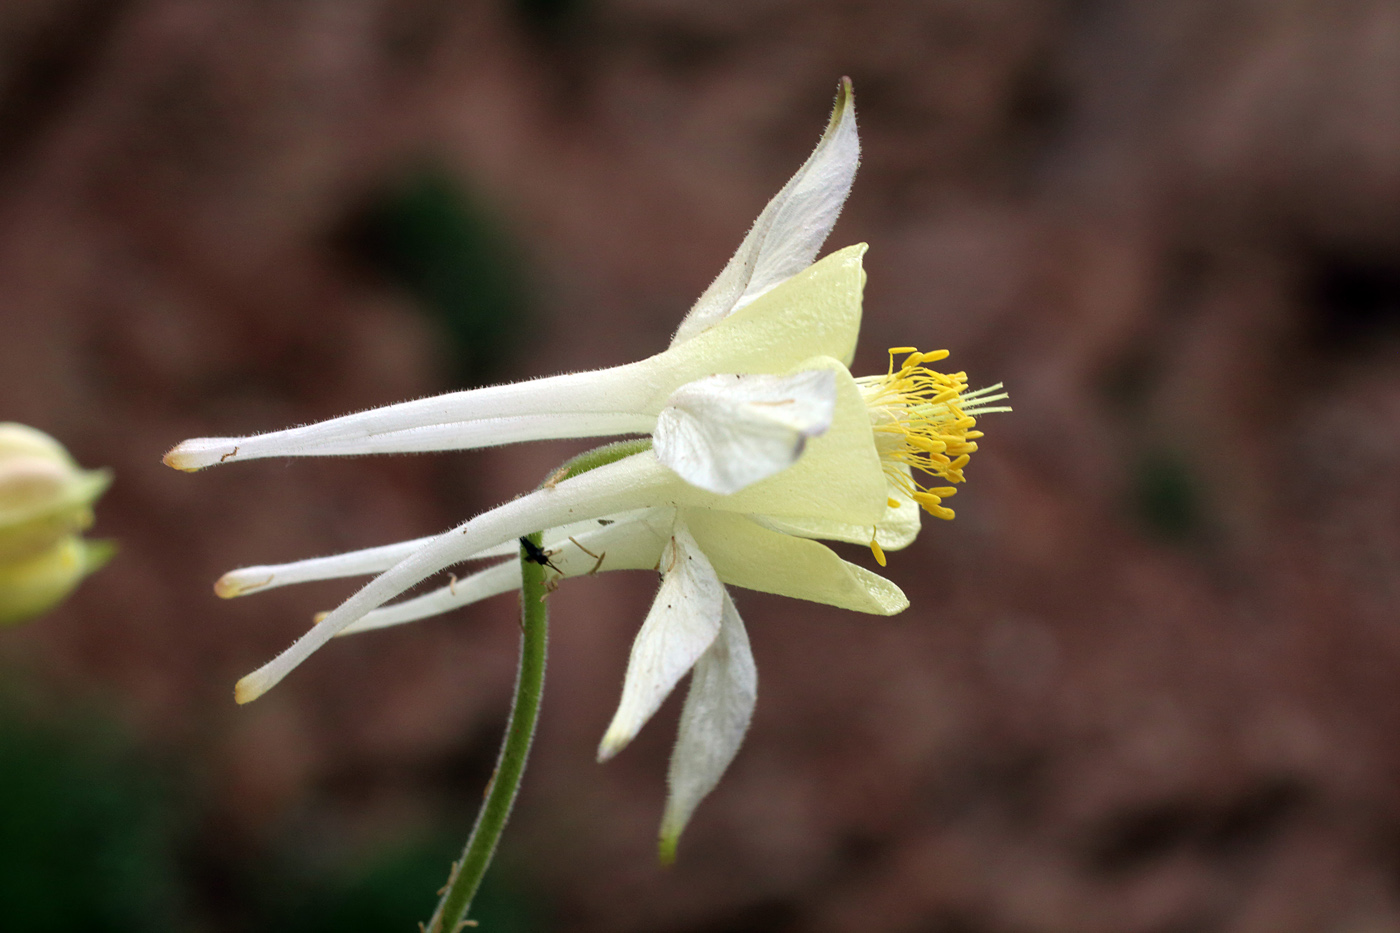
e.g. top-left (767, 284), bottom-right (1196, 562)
top-left (658, 832), bottom-right (678, 867)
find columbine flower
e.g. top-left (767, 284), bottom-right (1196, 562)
top-left (0, 423), bottom-right (113, 625)
top-left (213, 348), bottom-right (1005, 852)
top-left (166, 78), bottom-right (1009, 854)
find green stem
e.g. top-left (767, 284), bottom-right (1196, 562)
top-left (425, 532), bottom-right (548, 933)
top-left (547, 438), bottom-right (653, 484)
top-left (423, 438), bottom-right (651, 932)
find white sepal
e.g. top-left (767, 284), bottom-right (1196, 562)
top-left (597, 525), bottom-right (724, 761)
top-left (658, 588), bottom-right (756, 861)
top-left (672, 78), bottom-right (860, 345)
top-left (653, 370), bottom-right (836, 495)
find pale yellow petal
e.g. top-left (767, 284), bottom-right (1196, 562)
top-left (754, 466), bottom-right (921, 551)
top-left (686, 509), bottom-right (907, 615)
top-left (651, 244), bottom-right (867, 384)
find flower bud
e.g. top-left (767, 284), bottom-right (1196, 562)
top-left (0, 535), bottom-right (115, 627)
top-left (0, 423), bottom-right (112, 624)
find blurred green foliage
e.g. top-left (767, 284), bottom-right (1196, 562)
top-left (347, 166), bottom-right (532, 388)
top-left (0, 702), bottom-right (543, 932)
top-left (515, 0), bottom-right (586, 38)
top-left (0, 716), bottom-right (182, 932)
top-left (260, 835), bottom-right (541, 933)
top-left (1133, 449), bottom-right (1206, 543)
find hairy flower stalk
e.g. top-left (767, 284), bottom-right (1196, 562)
top-left (165, 78), bottom-right (1008, 862)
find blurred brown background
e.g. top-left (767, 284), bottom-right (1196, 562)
top-left (2, 1), bottom-right (1400, 931)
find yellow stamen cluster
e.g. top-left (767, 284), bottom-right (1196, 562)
top-left (858, 347), bottom-right (988, 526)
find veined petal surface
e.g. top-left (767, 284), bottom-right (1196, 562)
top-left (659, 589), bottom-right (756, 861)
top-left (654, 370), bottom-right (836, 495)
top-left (672, 78), bottom-right (859, 345)
top-left (598, 525), bottom-right (724, 761)
top-left (683, 357), bottom-right (883, 526)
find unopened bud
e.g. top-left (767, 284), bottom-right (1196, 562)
top-left (0, 535), bottom-right (115, 627)
top-left (0, 424), bottom-right (113, 624)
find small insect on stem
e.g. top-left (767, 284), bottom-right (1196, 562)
top-left (519, 536), bottom-right (562, 573)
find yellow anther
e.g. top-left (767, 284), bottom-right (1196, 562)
top-left (887, 497), bottom-right (901, 509)
top-left (907, 436), bottom-right (946, 453)
top-left (856, 345), bottom-right (1006, 521)
top-left (869, 537), bottom-right (887, 567)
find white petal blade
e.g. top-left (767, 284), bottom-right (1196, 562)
top-left (658, 589), bottom-right (756, 862)
top-left (654, 370), bottom-right (836, 494)
top-left (597, 525), bottom-right (724, 761)
top-left (734, 82), bottom-right (860, 309)
top-left (672, 78), bottom-right (859, 345)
